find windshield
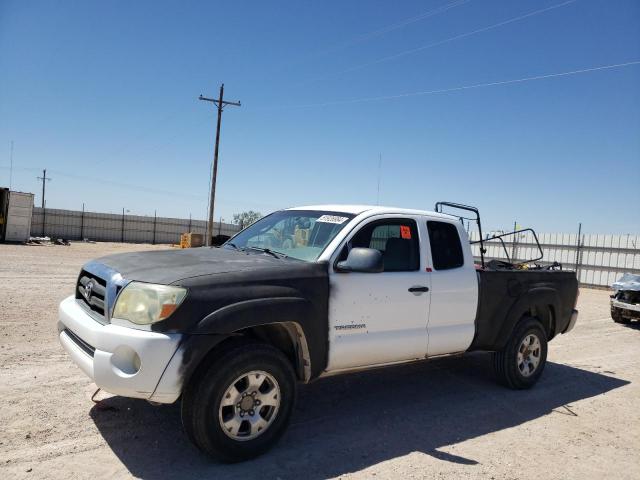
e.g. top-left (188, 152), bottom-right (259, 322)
top-left (224, 210), bottom-right (355, 262)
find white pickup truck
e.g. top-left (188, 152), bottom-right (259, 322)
top-left (58, 202), bottom-right (579, 462)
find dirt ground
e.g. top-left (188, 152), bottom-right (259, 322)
top-left (0, 242), bottom-right (639, 480)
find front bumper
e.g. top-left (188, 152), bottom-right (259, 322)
top-left (611, 299), bottom-right (640, 313)
top-left (611, 299), bottom-right (640, 320)
top-left (563, 309), bottom-right (579, 333)
top-left (58, 295), bottom-right (182, 403)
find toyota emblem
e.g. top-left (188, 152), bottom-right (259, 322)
top-left (84, 281), bottom-right (94, 301)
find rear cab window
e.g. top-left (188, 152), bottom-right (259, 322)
top-left (426, 220), bottom-right (464, 270)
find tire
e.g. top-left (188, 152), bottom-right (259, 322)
top-left (493, 316), bottom-right (548, 390)
top-left (611, 306), bottom-right (631, 324)
top-left (181, 340), bottom-right (296, 462)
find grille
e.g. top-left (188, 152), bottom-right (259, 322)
top-left (77, 270), bottom-right (108, 318)
top-left (63, 328), bottom-right (95, 357)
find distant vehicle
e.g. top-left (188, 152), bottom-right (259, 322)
top-left (211, 234), bottom-right (230, 246)
top-left (58, 202), bottom-right (579, 462)
top-left (611, 273), bottom-right (640, 323)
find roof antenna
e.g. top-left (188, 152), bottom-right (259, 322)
top-left (376, 153), bottom-right (382, 205)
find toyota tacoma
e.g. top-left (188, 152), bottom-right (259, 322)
top-left (58, 202), bottom-right (579, 462)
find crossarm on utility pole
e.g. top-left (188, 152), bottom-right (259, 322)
top-left (198, 95), bottom-right (241, 108)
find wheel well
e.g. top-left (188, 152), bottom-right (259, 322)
top-left (230, 322), bottom-right (311, 382)
top-left (527, 304), bottom-right (556, 340)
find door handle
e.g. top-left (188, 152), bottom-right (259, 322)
top-left (408, 286), bottom-right (429, 293)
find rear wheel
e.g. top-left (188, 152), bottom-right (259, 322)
top-left (494, 316), bottom-right (548, 389)
top-left (181, 341), bottom-right (296, 462)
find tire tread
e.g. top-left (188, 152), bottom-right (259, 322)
top-left (493, 316), bottom-right (548, 390)
top-left (181, 339), bottom-right (296, 462)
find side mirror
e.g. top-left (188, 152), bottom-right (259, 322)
top-left (335, 247), bottom-right (383, 273)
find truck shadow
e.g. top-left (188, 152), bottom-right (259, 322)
top-left (621, 321), bottom-right (640, 331)
top-left (90, 355), bottom-right (628, 480)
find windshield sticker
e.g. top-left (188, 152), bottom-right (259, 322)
top-left (400, 226), bottom-right (412, 239)
top-left (317, 215), bottom-right (349, 224)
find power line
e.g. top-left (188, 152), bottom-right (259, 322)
top-left (48, 169), bottom-right (206, 200)
top-left (283, 60), bottom-right (640, 109)
top-left (318, 0), bottom-right (470, 54)
top-left (358, 0), bottom-right (470, 41)
top-left (310, 0), bottom-right (578, 82)
top-left (0, 164), bottom-right (198, 197)
top-left (0, 165), bottom-right (283, 210)
top-left (107, 109), bottom-right (186, 158)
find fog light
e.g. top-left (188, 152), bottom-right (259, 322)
top-left (111, 346), bottom-right (141, 376)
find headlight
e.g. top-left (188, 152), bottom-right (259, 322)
top-left (112, 282), bottom-right (187, 325)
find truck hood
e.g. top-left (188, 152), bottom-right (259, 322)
top-left (92, 247), bottom-right (290, 284)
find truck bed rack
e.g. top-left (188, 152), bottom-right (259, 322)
top-left (435, 201), bottom-right (550, 270)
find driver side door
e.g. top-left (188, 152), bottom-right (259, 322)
top-left (326, 216), bottom-right (430, 371)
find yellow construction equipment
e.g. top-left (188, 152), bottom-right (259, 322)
top-left (180, 232), bottom-right (204, 249)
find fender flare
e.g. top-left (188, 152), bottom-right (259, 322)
top-left (195, 297), bottom-right (312, 334)
top-left (184, 297), bottom-right (321, 381)
top-left (494, 287), bottom-right (562, 350)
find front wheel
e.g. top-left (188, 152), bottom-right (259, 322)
top-left (181, 341), bottom-right (296, 462)
top-left (493, 316), bottom-right (548, 389)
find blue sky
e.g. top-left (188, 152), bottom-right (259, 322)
top-left (1, 0), bottom-right (639, 233)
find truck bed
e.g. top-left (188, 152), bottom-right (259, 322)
top-left (469, 269), bottom-right (578, 351)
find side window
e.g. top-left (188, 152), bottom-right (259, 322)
top-left (343, 219), bottom-right (420, 272)
top-left (427, 221), bottom-right (464, 270)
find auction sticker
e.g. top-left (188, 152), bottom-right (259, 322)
top-left (317, 215), bottom-right (349, 224)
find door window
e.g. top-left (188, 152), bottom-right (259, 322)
top-left (341, 219), bottom-right (420, 272)
top-left (426, 221), bottom-right (464, 270)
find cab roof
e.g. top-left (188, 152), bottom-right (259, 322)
top-left (286, 204), bottom-right (457, 220)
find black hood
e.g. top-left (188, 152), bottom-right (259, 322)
top-left (94, 247), bottom-right (290, 284)
top-left (89, 245), bottom-right (331, 379)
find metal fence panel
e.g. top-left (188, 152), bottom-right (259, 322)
top-left (30, 208), bottom-right (639, 288)
top-left (470, 230), bottom-right (639, 288)
top-left (32, 207), bottom-right (240, 245)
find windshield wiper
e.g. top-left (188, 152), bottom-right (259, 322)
top-left (225, 242), bottom-right (240, 250)
top-left (242, 246), bottom-right (288, 259)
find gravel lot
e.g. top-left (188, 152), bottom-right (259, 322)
top-left (1, 242), bottom-right (639, 479)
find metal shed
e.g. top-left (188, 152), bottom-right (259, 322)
top-left (0, 189), bottom-right (35, 243)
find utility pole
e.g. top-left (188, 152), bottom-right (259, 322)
top-left (37, 169), bottom-right (52, 236)
top-left (80, 203), bottom-right (85, 240)
top-left (37, 169), bottom-right (51, 209)
top-left (574, 222), bottom-right (582, 280)
top-left (152, 210), bottom-right (157, 245)
top-left (121, 207), bottom-right (125, 243)
top-left (199, 84), bottom-right (241, 246)
top-left (511, 220), bottom-right (517, 262)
